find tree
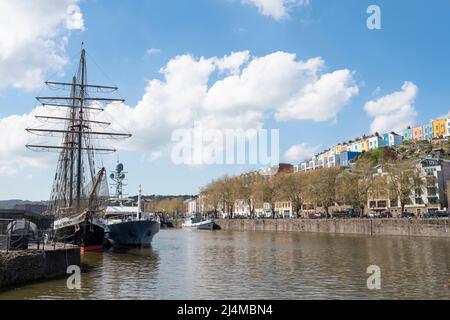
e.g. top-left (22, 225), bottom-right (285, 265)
top-left (200, 180), bottom-right (222, 219)
top-left (256, 176), bottom-right (279, 219)
top-left (277, 172), bottom-right (308, 218)
top-left (385, 160), bottom-right (425, 215)
top-left (337, 159), bottom-right (377, 217)
top-left (308, 167), bottom-right (343, 217)
top-left (234, 173), bottom-right (260, 219)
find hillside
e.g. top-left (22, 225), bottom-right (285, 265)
top-left (357, 139), bottom-right (450, 166)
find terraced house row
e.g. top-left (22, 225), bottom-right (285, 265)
top-left (295, 116), bottom-right (450, 173)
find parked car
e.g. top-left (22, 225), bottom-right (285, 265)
top-left (332, 211), bottom-right (349, 219)
top-left (401, 211), bottom-right (415, 218)
top-left (380, 211), bottom-right (392, 218)
top-left (308, 212), bottom-right (325, 219)
top-left (349, 211), bottom-right (363, 218)
top-left (368, 212), bottom-right (381, 218)
top-left (425, 210), bottom-right (450, 218)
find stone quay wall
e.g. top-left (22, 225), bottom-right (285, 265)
top-left (0, 247), bottom-right (80, 290)
top-left (214, 218), bottom-right (450, 238)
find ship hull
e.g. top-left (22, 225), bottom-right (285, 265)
top-left (105, 220), bottom-right (160, 248)
top-left (54, 220), bottom-right (105, 253)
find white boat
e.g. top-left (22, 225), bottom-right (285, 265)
top-left (182, 213), bottom-right (214, 230)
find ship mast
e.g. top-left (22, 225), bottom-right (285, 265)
top-left (26, 44), bottom-right (132, 216)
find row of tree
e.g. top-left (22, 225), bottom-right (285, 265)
top-left (200, 159), bottom-right (427, 218)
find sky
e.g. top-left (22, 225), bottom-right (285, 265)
top-left (1, 0), bottom-right (450, 200)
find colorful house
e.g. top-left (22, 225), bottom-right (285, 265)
top-left (446, 119), bottom-right (450, 137)
top-left (423, 123), bottom-right (434, 141)
top-left (433, 119), bottom-right (446, 138)
top-left (368, 134), bottom-right (384, 150)
top-left (383, 132), bottom-right (403, 147)
top-left (359, 138), bottom-right (370, 152)
top-left (349, 141), bottom-right (361, 153)
top-left (413, 126), bottom-right (424, 141)
top-left (402, 127), bottom-right (413, 141)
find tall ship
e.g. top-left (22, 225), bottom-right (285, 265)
top-left (26, 44), bottom-right (131, 253)
top-left (103, 163), bottom-right (160, 248)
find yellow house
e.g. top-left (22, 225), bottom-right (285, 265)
top-left (433, 119), bottom-right (446, 138)
top-left (359, 138), bottom-right (369, 152)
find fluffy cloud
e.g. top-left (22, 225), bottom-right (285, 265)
top-left (284, 143), bottom-right (320, 162)
top-left (1, 50), bottom-right (358, 173)
top-left (241, 0), bottom-right (310, 20)
top-left (104, 51), bottom-right (357, 163)
top-left (0, 0), bottom-right (84, 91)
top-left (365, 81), bottom-right (418, 134)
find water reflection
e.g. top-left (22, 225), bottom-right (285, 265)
top-left (0, 230), bottom-right (449, 300)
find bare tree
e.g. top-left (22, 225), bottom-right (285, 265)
top-left (308, 167), bottom-right (343, 218)
top-left (277, 172), bottom-right (308, 218)
top-left (337, 159), bottom-right (377, 217)
top-left (385, 160), bottom-right (425, 215)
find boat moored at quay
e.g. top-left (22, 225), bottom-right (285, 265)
top-left (25, 44), bottom-right (132, 253)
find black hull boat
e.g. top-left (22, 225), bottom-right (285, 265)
top-left (55, 219), bottom-right (105, 253)
top-left (105, 219), bottom-right (160, 248)
top-left (25, 44), bottom-right (132, 255)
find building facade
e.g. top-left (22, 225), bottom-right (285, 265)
top-left (423, 123), bottom-right (434, 141)
top-left (433, 119), bottom-right (446, 138)
top-left (402, 127), bottom-right (413, 142)
top-left (383, 132), bottom-right (403, 147)
top-left (368, 159), bottom-right (450, 217)
top-left (413, 126), bottom-right (424, 141)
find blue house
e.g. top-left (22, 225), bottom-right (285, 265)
top-left (336, 151), bottom-right (362, 166)
top-left (402, 127), bottom-right (413, 142)
top-left (383, 132), bottom-right (403, 147)
top-left (423, 123), bottom-right (434, 141)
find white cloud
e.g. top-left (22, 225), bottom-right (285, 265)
top-left (241, 0), bottom-right (310, 20)
top-left (105, 51), bottom-right (357, 161)
top-left (285, 143), bottom-right (320, 162)
top-left (0, 0), bottom-right (84, 91)
top-left (364, 81), bottom-right (418, 134)
top-left (1, 50), bottom-right (357, 173)
top-left (147, 48), bottom-right (161, 56)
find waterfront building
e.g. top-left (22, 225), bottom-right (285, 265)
top-left (413, 126), bottom-right (424, 141)
top-left (275, 201), bottom-right (293, 218)
top-left (433, 119), bottom-right (446, 138)
top-left (423, 123), bottom-right (434, 141)
top-left (368, 158), bottom-right (450, 216)
top-left (383, 132), bottom-right (403, 147)
top-left (402, 127), bottom-right (413, 142)
top-left (183, 197), bottom-right (199, 217)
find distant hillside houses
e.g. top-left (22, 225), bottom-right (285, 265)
top-left (295, 117), bottom-right (450, 173)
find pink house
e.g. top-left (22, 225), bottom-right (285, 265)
top-left (413, 126), bottom-right (424, 141)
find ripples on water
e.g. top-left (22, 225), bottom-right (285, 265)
top-left (1, 230), bottom-right (449, 300)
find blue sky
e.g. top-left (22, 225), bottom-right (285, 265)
top-left (1, 0), bottom-right (450, 200)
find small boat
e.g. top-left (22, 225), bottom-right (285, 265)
top-left (182, 213), bottom-right (214, 230)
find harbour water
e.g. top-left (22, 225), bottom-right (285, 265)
top-left (1, 229), bottom-right (449, 300)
